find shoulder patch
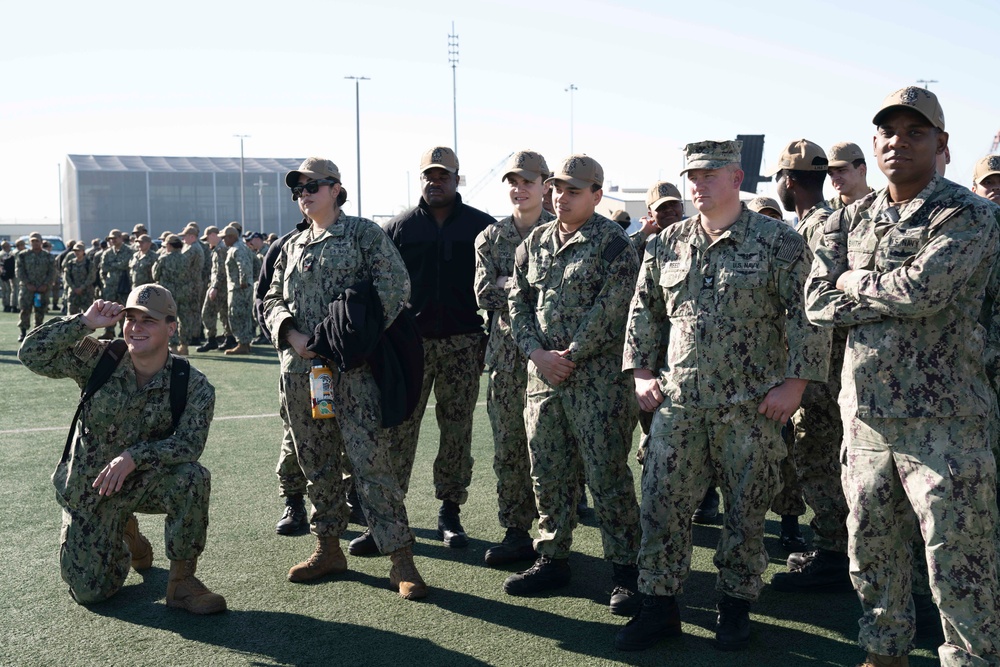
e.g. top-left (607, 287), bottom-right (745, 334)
top-left (73, 335), bottom-right (104, 362)
top-left (515, 244), bottom-right (528, 271)
top-left (776, 233), bottom-right (805, 264)
top-left (602, 236), bottom-right (629, 263)
top-left (824, 209), bottom-right (843, 235)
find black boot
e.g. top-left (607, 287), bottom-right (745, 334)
top-left (780, 514), bottom-right (808, 552)
top-left (692, 487), bottom-right (720, 524)
top-left (17, 327), bottom-right (26, 342)
top-left (196, 338), bottom-right (219, 352)
top-left (437, 500), bottom-right (468, 548)
top-left (614, 595), bottom-right (683, 651)
top-left (609, 563), bottom-right (641, 616)
top-left (715, 595), bottom-right (751, 651)
top-left (348, 528), bottom-right (380, 556)
top-left (484, 528), bottom-right (535, 567)
top-left (503, 556), bottom-right (570, 595)
top-left (770, 549), bottom-right (852, 593)
top-left (223, 334), bottom-right (237, 349)
top-left (275, 494), bottom-right (308, 535)
top-left (576, 482), bottom-right (591, 518)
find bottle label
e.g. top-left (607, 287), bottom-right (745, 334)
top-left (310, 364), bottom-right (336, 419)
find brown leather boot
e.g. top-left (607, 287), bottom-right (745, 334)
top-left (858, 654), bottom-right (910, 667)
top-left (123, 513), bottom-right (153, 571)
top-left (224, 342), bottom-right (251, 355)
top-left (288, 536), bottom-right (347, 582)
top-left (389, 545), bottom-right (428, 600)
top-left (166, 559), bottom-right (227, 614)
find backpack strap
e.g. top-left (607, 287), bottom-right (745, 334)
top-left (62, 339), bottom-right (128, 464)
top-left (169, 355), bottom-right (189, 431)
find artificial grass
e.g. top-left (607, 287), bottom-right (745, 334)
top-left (0, 311), bottom-right (940, 666)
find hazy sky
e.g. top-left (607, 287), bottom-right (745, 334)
top-left (2, 0), bottom-right (998, 225)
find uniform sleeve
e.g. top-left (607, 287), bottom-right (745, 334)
top-left (263, 246), bottom-right (294, 349)
top-left (14, 253), bottom-right (24, 282)
top-left (844, 207), bottom-right (998, 319)
top-left (508, 242), bottom-right (544, 359)
top-left (126, 372), bottom-right (215, 471)
top-left (237, 246), bottom-right (253, 287)
top-left (474, 229), bottom-right (508, 311)
top-left (566, 233), bottom-right (640, 362)
top-left (18, 315), bottom-right (102, 387)
top-left (777, 234), bottom-right (831, 382)
top-left (623, 236), bottom-right (668, 372)
top-left (362, 223), bottom-right (411, 325)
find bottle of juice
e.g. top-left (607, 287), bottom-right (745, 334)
top-left (310, 359), bottom-right (336, 419)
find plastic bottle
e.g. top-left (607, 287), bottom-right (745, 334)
top-left (310, 359), bottom-right (336, 419)
top-left (33, 292), bottom-right (42, 308)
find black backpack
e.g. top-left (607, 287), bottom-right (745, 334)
top-left (61, 339), bottom-right (189, 464)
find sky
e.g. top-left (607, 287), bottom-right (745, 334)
top-left (2, 0), bottom-right (998, 226)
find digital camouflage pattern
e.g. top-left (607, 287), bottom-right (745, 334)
top-left (474, 212), bottom-right (553, 531)
top-left (16, 247), bottom-right (56, 329)
top-left (99, 245), bottom-right (134, 302)
top-left (264, 212), bottom-right (413, 551)
top-left (806, 176), bottom-right (1000, 665)
top-left (62, 255), bottom-right (97, 316)
top-left (128, 248), bottom-right (158, 288)
top-left (508, 213), bottom-right (641, 563)
top-left (390, 333), bottom-right (483, 504)
top-left (18, 315), bottom-right (215, 603)
top-left (182, 241), bottom-right (205, 339)
top-left (225, 240), bottom-right (255, 344)
top-left (788, 203), bottom-right (849, 552)
top-left (202, 244), bottom-right (230, 339)
top-left (152, 249), bottom-right (192, 344)
top-left (623, 206), bottom-right (830, 601)
top-left (276, 392), bottom-right (306, 497)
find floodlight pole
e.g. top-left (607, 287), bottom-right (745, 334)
top-left (234, 134), bottom-right (250, 227)
top-left (254, 178), bottom-right (267, 233)
top-left (566, 84), bottom-right (578, 153)
top-left (449, 22), bottom-right (459, 154)
top-left (916, 79), bottom-right (938, 90)
top-left (345, 76), bottom-right (370, 217)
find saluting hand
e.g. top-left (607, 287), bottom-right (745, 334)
top-left (80, 299), bottom-right (125, 330)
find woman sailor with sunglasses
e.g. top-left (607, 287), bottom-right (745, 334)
top-left (262, 157), bottom-right (427, 599)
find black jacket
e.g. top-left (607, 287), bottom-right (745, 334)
top-left (383, 192), bottom-right (494, 339)
top-left (306, 281), bottom-right (424, 428)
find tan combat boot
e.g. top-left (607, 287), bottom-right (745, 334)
top-left (166, 559), bottom-right (227, 614)
top-left (389, 545), bottom-right (428, 600)
top-left (858, 654), bottom-right (910, 667)
top-left (224, 342), bottom-right (251, 355)
top-left (123, 513), bottom-right (153, 571)
top-left (288, 536), bottom-right (347, 582)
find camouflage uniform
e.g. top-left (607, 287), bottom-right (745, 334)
top-left (509, 213), bottom-right (641, 563)
top-left (181, 241), bottom-right (205, 340)
top-left (806, 176), bottom-right (1000, 665)
top-left (475, 211), bottom-right (553, 532)
top-left (1, 246), bottom-right (14, 310)
top-left (152, 250), bottom-right (190, 345)
top-left (99, 245), bottom-right (134, 303)
top-left (782, 203), bottom-right (850, 553)
top-left (202, 244), bottom-right (231, 341)
top-left (128, 249), bottom-right (157, 289)
top-left (263, 213), bottom-right (414, 553)
top-left (62, 255), bottom-right (97, 316)
top-left (624, 206), bottom-right (830, 600)
top-left (18, 315), bottom-right (215, 604)
top-left (16, 248), bottom-right (56, 330)
top-left (225, 240), bottom-right (255, 344)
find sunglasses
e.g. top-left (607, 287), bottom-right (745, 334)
top-left (291, 179), bottom-right (337, 200)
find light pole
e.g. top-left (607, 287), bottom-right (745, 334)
top-left (449, 22), bottom-right (459, 153)
top-left (345, 75), bottom-right (370, 217)
top-left (565, 84), bottom-right (578, 153)
top-left (233, 134), bottom-right (250, 227)
top-left (254, 177), bottom-right (267, 233)
top-left (916, 78), bottom-right (938, 90)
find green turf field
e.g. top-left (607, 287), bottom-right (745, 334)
top-left (0, 311), bottom-right (940, 666)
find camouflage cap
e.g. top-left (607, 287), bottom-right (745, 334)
top-left (420, 146), bottom-right (459, 174)
top-left (202, 225), bottom-right (220, 237)
top-left (184, 221), bottom-right (200, 233)
top-left (502, 150), bottom-right (550, 183)
top-left (747, 196), bottom-right (784, 216)
top-left (132, 224), bottom-right (147, 234)
top-left (646, 181), bottom-right (682, 211)
top-left (136, 234), bottom-right (152, 244)
top-left (72, 242), bottom-right (86, 251)
top-left (827, 141), bottom-right (866, 168)
top-left (285, 157), bottom-right (342, 188)
top-left (873, 86), bottom-right (945, 130)
top-left (680, 140), bottom-right (742, 175)
top-left (165, 234), bottom-right (182, 247)
top-left (159, 231), bottom-right (172, 240)
top-left (545, 154), bottom-right (604, 189)
top-left (181, 224), bottom-right (199, 237)
top-left (29, 231), bottom-right (43, 241)
top-left (107, 229), bottom-right (123, 240)
top-left (973, 155), bottom-right (1000, 184)
top-left (222, 225), bottom-right (239, 238)
top-left (230, 221), bottom-right (243, 234)
top-left (610, 209), bottom-right (630, 224)
top-left (765, 139), bottom-right (828, 177)
top-left (125, 284), bottom-right (177, 320)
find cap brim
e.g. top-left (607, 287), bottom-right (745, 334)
top-left (422, 163), bottom-right (458, 174)
top-left (544, 175), bottom-right (596, 189)
top-left (285, 169), bottom-right (328, 188)
top-left (649, 196), bottom-right (681, 211)
top-left (977, 170), bottom-right (1000, 184)
top-left (680, 159), bottom-right (737, 176)
top-left (827, 159), bottom-right (852, 168)
top-left (873, 105), bottom-right (941, 130)
top-left (125, 305), bottom-right (168, 320)
top-left (502, 169), bottom-right (541, 183)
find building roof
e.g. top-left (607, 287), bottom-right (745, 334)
top-left (66, 155), bottom-right (304, 173)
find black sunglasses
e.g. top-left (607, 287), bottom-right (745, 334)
top-left (291, 179), bottom-right (337, 200)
